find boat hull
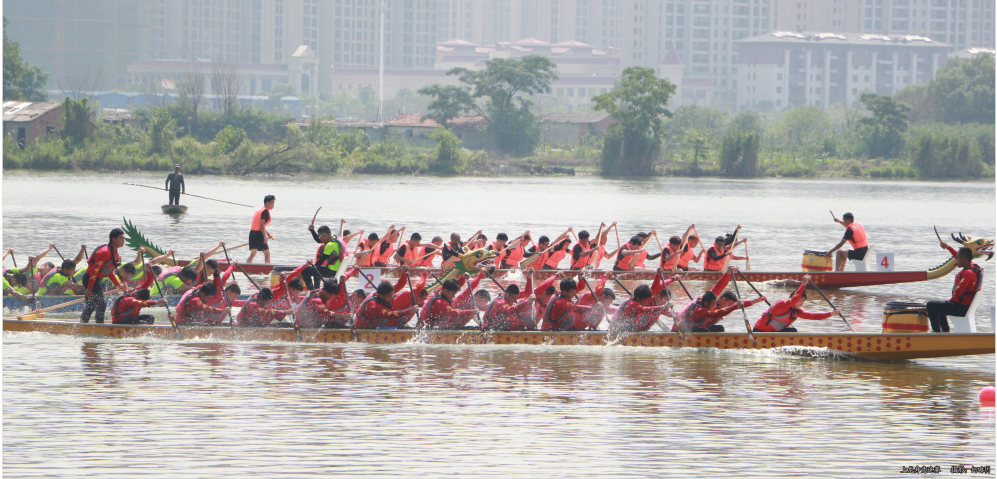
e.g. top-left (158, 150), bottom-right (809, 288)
top-left (3, 294), bottom-right (249, 313)
top-left (161, 205), bottom-right (188, 214)
top-left (4, 319), bottom-right (992, 361)
top-left (190, 262), bottom-right (932, 289)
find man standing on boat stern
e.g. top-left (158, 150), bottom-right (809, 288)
top-left (925, 243), bottom-right (982, 333)
top-left (80, 229), bottom-right (126, 323)
top-left (165, 164), bottom-right (185, 206)
top-left (247, 195), bottom-right (275, 264)
top-left (826, 212), bottom-right (869, 271)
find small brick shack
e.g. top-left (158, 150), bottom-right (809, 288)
top-left (3, 101), bottom-right (63, 147)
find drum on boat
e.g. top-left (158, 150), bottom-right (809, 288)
top-left (882, 301), bottom-right (930, 333)
top-left (801, 250), bottom-right (833, 272)
top-left (270, 266), bottom-right (297, 287)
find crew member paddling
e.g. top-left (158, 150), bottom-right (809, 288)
top-left (827, 212), bottom-right (869, 271)
top-left (80, 229), bottom-right (126, 324)
top-left (354, 281), bottom-right (418, 329)
top-left (247, 195), bottom-right (275, 264)
top-left (752, 275), bottom-right (835, 332)
top-left (569, 230), bottom-right (598, 270)
top-left (610, 285), bottom-right (672, 332)
top-left (303, 224), bottom-right (346, 289)
top-left (925, 242), bottom-right (982, 333)
top-left (174, 282), bottom-right (232, 325)
top-left (111, 289), bottom-right (166, 325)
top-left (296, 280), bottom-right (352, 329)
top-left (419, 278), bottom-right (478, 329)
top-left (703, 235), bottom-right (745, 272)
top-left (673, 267), bottom-right (764, 332)
top-left (236, 288), bottom-right (291, 327)
top-left (481, 284), bottom-right (535, 331)
top-left (540, 278), bottom-right (592, 331)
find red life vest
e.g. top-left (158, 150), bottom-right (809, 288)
top-left (111, 294), bottom-right (140, 322)
top-left (846, 223), bottom-right (869, 249)
top-left (953, 263), bottom-right (984, 304)
top-left (174, 287), bottom-right (200, 324)
top-left (89, 244), bottom-right (120, 277)
top-left (678, 246), bottom-right (697, 268)
top-left (505, 244), bottom-right (526, 265)
top-left (661, 246), bottom-right (680, 270)
top-left (374, 242), bottom-right (395, 265)
top-left (356, 293), bottom-right (387, 328)
top-left (250, 206), bottom-right (271, 231)
top-left (398, 243), bottom-right (419, 264)
top-left (570, 242), bottom-right (592, 270)
top-left (614, 248), bottom-right (633, 271)
top-left (541, 296), bottom-right (574, 331)
top-left (755, 301), bottom-right (798, 332)
top-left (545, 245), bottom-right (569, 269)
top-left (703, 245), bottom-right (726, 271)
top-left (294, 291), bottom-right (323, 327)
top-left (414, 246), bottom-right (436, 267)
top-left (420, 293), bottom-right (453, 327)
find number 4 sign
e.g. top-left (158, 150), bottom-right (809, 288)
top-left (876, 253), bottom-right (895, 272)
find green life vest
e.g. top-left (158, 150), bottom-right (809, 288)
top-left (38, 271), bottom-right (75, 295)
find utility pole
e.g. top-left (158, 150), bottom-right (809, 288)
top-left (378, 0), bottom-right (385, 122)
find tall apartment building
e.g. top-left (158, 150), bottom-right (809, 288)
top-left (735, 31), bottom-right (951, 110)
top-left (777, 0), bottom-right (995, 50)
top-left (4, 0), bottom-right (150, 90)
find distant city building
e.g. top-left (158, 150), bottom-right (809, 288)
top-left (777, 0), bottom-right (994, 51)
top-left (734, 31), bottom-right (951, 110)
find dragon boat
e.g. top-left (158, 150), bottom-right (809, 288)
top-left (3, 318), bottom-right (993, 361)
top-left (171, 232), bottom-right (994, 290)
top-left (2, 294), bottom-right (252, 314)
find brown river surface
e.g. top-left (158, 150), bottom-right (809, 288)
top-left (2, 171), bottom-right (995, 477)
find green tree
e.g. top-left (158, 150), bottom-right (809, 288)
top-left (720, 128), bottom-right (760, 177)
top-left (428, 126), bottom-right (463, 175)
top-left (855, 92), bottom-right (910, 158)
top-left (3, 17), bottom-right (48, 101)
top-left (775, 105), bottom-right (833, 159)
top-left (62, 96), bottom-right (93, 146)
top-left (592, 66), bottom-right (676, 176)
top-left (215, 125), bottom-right (247, 154)
top-left (419, 55), bottom-right (558, 156)
top-left (148, 106), bottom-right (178, 159)
top-left (927, 53), bottom-right (995, 124)
top-left (267, 82), bottom-right (298, 112)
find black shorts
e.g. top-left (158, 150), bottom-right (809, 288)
top-left (249, 230), bottom-right (269, 251)
top-left (847, 247), bottom-right (868, 261)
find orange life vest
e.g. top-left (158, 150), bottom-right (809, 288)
top-left (846, 223), bottom-right (869, 249)
top-left (614, 248), bottom-right (633, 271)
top-left (250, 206), bottom-right (271, 231)
top-left (570, 242), bottom-right (592, 270)
top-left (703, 245), bottom-right (726, 271)
top-left (661, 246), bottom-right (680, 270)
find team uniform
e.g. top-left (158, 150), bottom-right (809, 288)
top-left (925, 245), bottom-right (983, 332)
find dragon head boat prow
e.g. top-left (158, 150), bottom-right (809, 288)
top-left (426, 248), bottom-right (496, 291)
top-left (926, 231), bottom-right (994, 280)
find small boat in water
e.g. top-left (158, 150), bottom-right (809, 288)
top-left (3, 318), bottom-right (993, 360)
top-left (161, 205), bottom-right (188, 214)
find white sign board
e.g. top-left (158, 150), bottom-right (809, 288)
top-left (358, 269), bottom-right (381, 293)
top-left (875, 253), bottom-right (895, 272)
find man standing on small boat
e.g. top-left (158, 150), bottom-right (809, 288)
top-left (165, 164), bottom-right (185, 206)
top-left (247, 195), bottom-right (275, 264)
top-left (925, 242), bottom-right (982, 332)
top-left (827, 212), bottom-right (869, 271)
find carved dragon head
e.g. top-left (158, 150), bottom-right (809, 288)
top-left (426, 248), bottom-right (496, 291)
top-left (952, 232), bottom-right (994, 261)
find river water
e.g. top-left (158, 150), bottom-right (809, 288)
top-left (2, 171), bottom-right (995, 477)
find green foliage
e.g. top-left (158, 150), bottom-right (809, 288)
top-left (268, 82), bottom-right (297, 112)
top-left (339, 128), bottom-right (371, 154)
top-left (856, 92), bottom-right (910, 158)
top-left (428, 126), bottom-right (463, 175)
top-left (774, 105), bottom-right (834, 159)
top-left (214, 125), bottom-right (247, 154)
top-left (593, 66), bottom-right (676, 176)
top-left (61, 97), bottom-right (93, 146)
top-left (928, 54), bottom-right (995, 124)
top-left (148, 106), bottom-right (177, 159)
top-left (720, 129), bottom-right (759, 177)
top-left (908, 125), bottom-right (988, 178)
top-left (3, 17), bottom-right (48, 101)
top-left (420, 55), bottom-right (558, 156)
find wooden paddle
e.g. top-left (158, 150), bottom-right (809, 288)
top-left (283, 275), bottom-right (303, 342)
top-left (735, 270), bottom-right (772, 307)
top-left (520, 228), bottom-right (571, 269)
top-left (719, 225), bottom-right (742, 274)
top-left (671, 276), bottom-right (693, 341)
top-left (15, 296), bottom-right (87, 320)
top-left (216, 249), bottom-right (238, 332)
top-left (148, 258), bottom-right (183, 340)
top-left (730, 274), bottom-right (757, 345)
top-left (578, 274), bottom-right (607, 330)
top-left (807, 278), bottom-right (856, 332)
top-left (464, 274), bottom-right (484, 330)
top-left (656, 271), bottom-right (683, 337)
top-left (123, 183), bottom-right (253, 207)
top-left (310, 207), bottom-right (322, 227)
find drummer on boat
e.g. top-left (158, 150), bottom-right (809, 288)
top-left (826, 212), bottom-right (869, 271)
top-left (925, 242), bottom-right (982, 333)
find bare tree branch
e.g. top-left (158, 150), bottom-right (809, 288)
top-left (210, 65), bottom-right (244, 115)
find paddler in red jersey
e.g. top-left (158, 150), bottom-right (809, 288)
top-left (610, 284), bottom-right (673, 332)
top-left (80, 228), bottom-right (126, 324)
top-left (452, 270), bottom-right (485, 309)
top-left (236, 288), bottom-right (292, 327)
top-left (110, 268), bottom-right (164, 324)
top-left (926, 243), bottom-right (982, 333)
top-left (355, 281), bottom-right (419, 329)
top-left (481, 283), bottom-right (535, 331)
top-left (392, 269), bottom-right (430, 309)
top-left (752, 274), bottom-right (836, 332)
top-left (247, 195), bottom-right (275, 264)
top-left (295, 279), bottom-right (352, 329)
top-left (827, 212), bottom-right (869, 271)
top-left (540, 278), bottom-right (593, 331)
top-left (419, 277), bottom-right (478, 329)
top-left (574, 274), bottom-right (615, 329)
top-left (673, 267), bottom-right (765, 332)
top-left (175, 282), bottom-right (231, 325)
